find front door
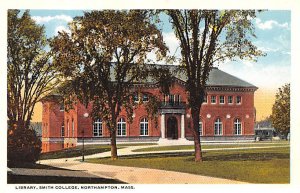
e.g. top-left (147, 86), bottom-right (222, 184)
top-left (167, 116), bottom-right (178, 139)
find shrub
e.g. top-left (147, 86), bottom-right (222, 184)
top-left (7, 126), bottom-right (42, 167)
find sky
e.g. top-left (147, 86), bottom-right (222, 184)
top-left (26, 10), bottom-right (291, 122)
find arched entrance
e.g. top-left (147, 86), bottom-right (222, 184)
top-left (167, 116), bottom-right (178, 139)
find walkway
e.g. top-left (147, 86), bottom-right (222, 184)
top-left (39, 143), bottom-right (289, 184)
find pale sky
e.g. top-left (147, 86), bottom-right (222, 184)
top-left (25, 9), bottom-right (290, 122)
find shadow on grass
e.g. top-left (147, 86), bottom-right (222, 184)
top-left (39, 147), bottom-right (111, 160)
top-left (114, 151), bottom-right (289, 162)
top-left (202, 153), bottom-right (290, 162)
top-left (8, 163), bottom-right (75, 171)
top-left (7, 174), bottom-right (125, 184)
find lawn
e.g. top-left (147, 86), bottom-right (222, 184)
top-left (87, 146), bottom-right (290, 184)
top-left (39, 145), bottom-right (113, 160)
top-left (132, 141), bottom-right (289, 152)
top-left (39, 143), bottom-right (157, 160)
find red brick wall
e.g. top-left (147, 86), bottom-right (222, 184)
top-left (41, 80), bottom-right (256, 152)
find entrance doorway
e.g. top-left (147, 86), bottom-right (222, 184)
top-left (167, 116), bottom-right (178, 139)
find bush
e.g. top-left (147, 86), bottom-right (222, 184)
top-left (7, 126), bottom-right (42, 167)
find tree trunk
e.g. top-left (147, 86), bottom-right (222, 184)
top-left (191, 108), bottom-right (202, 162)
top-left (110, 129), bottom-right (118, 160)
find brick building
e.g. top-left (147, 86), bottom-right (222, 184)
top-left (41, 67), bottom-right (257, 152)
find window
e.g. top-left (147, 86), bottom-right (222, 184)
top-left (117, 118), bottom-right (126, 136)
top-left (211, 95), bottom-right (216, 104)
top-left (59, 102), bottom-right (64, 111)
top-left (228, 96), bottom-right (233, 104)
top-left (67, 120), bottom-right (70, 137)
top-left (214, 118), bottom-right (223, 135)
top-left (93, 119), bottom-right (102, 137)
top-left (142, 94), bottom-right (149, 102)
top-left (163, 94), bottom-right (168, 105)
top-left (220, 96), bottom-right (225, 104)
top-left (234, 119), bottom-right (242, 135)
top-left (140, 118), bottom-right (149, 136)
top-left (203, 95), bottom-right (207, 103)
top-left (134, 94), bottom-right (139, 102)
top-left (72, 119), bottom-right (75, 137)
top-left (176, 94), bottom-right (181, 105)
top-left (199, 120), bottom-right (203, 136)
top-left (61, 123), bottom-right (65, 137)
top-left (236, 96), bottom-right (242, 104)
top-left (169, 94), bottom-right (175, 104)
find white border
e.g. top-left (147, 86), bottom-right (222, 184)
top-left (1, 1), bottom-right (299, 193)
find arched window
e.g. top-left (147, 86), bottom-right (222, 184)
top-left (93, 119), bottom-right (102, 137)
top-left (117, 118), bottom-right (126, 136)
top-left (140, 118), bottom-right (149, 136)
top-left (199, 120), bottom-right (203, 136)
top-left (234, 118), bottom-right (242, 135)
top-left (61, 123), bottom-right (65, 137)
top-left (214, 118), bottom-right (223, 135)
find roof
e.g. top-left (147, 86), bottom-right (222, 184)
top-left (206, 68), bottom-right (256, 88)
top-left (43, 64), bottom-right (257, 100)
top-left (166, 66), bottom-right (257, 88)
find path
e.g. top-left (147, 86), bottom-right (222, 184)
top-left (39, 143), bottom-right (289, 184)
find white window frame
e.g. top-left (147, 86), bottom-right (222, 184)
top-left (61, 123), bottom-right (65, 137)
top-left (117, 118), bottom-right (126, 136)
top-left (142, 94), bottom-right (149, 102)
top-left (219, 95), bottom-right (225, 104)
top-left (211, 95), bottom-right (216, 104)
top-left (134, 94), bottom-right (139, 103)
top-left (140, 118), bottom-right (149, 136)
top-left (72, 119), bottom-right (75, 137)
top-left (234, 119), bottom-right (242, 135)
top-left (236, 96), bottom-right (242, 104)
top-left (203, 95), bottom-right (207, 104)
top-left (214, 118), bottom-right (223, 135)
top-left (93, 119), bottom-right (103, 137)
top-left (228, 96), bottom-right (233, 104)
top-left (199, 120), bottom-right (203, 136)
top-left (67, 120), bottom-right (70, 137)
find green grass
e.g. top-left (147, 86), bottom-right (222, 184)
top-left (39, 143), bottom-right (157, 160)
top-left (87, 146), bottom-right (290, 183)
top-left (39, 145), bottom-right (113, 160)
top-left (132, 141), bottom-right (289, 152)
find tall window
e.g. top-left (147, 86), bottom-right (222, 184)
top-left (117, 118), bottom-right (126, 136)
top-left (214, 118), bottom-right (223, 135)
top-left (199, 120), bottom-right (203, 136)
top-left (134, 94), bottom-right (139, 102)
top-left (234, 119), bottom-right (242, 135)
top-left (169, 94), bottom-right (175, 104)
top-left (228, 96), bottom-right (233, 104)
top-left (72, 119), bottom-right (75, 137)
top-left (236, 96), bottom-right (242, 104)
top-left (59, 102), bottom-right (64, 111)
top-left (211, 95), bottom-right (216, 104)
top-left (176, 94), bottom-right (181, 105)
top-left (93, 119), bottom-right (102, 137)
top-left (61, 123), bottom-right (65, 137)
top-left (203, 94), bottom-right (207, 103)
top-left (140, 118), bottom-right (149, 136)
top-left (219, 96), bottom-right (225, 104)
top-left (67, 120), bottom-right (70, 137)
top-left (163, 94), bottom-right (167, 105)
top-left (142, 94), bottom-right (149, 102)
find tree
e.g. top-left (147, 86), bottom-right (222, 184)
top-left (50, 10), bottom-right (167, 160)
top-left (271, 83), bottom-right (290, 138)
top-left (165, 10), bottom-right (264, 161)
top-left (7, 10), bottom-right (58, 164)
